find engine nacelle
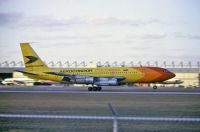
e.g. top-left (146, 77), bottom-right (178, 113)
top-left (74, 75), bottom-right (94, 84)
top-left (94, 77), bottom-right (119, 86)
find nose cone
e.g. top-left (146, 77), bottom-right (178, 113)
top-left (170, 72), bottom-right (176, 79)
top-left (163, 72), bottom-right (175, 81)
top-left (159, 68), bottom-right (176, 81)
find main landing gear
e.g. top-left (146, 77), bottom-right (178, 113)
top-left (88, 87), bottom-right (102, 91)
top-left (153, 85), bottom-right (158, 89)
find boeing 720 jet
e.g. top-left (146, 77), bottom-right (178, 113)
top-left (18, 43), bottom-right (175, 91)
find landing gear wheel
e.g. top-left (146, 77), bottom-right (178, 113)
top-left (153, 86), bottom-right (157, 89)
top-left (88, 87), bottom-right (102, 91)
top-left (97, 87), bottom-right (102, 91)
top-left (92, 87), bottom-right (97, 91)
top-left (88, 87), bottom-right (92, 91)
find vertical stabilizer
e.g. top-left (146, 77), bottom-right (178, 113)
top-left (20, 43), bottom-right (48, 71)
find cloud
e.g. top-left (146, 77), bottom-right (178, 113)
top-left (0, 0), bottom-right (11, 6)
top-left (126, 33), bottom-right (167, 40)
top-left (129, 46), bottom-right (152, 50)
top-left (27, 16), bottom-right (160, 27)
top-left (0, 13), bottom-right (160, 29)
top-left (187, 35), bottom-right (200, 40)
top-left (141, 34), bottom-right (167, 39)
top-left (28, 34), bottom-right (113, 41)
top-left (0, 12), bottom-right (22, 26)
top-left (173, 33), bottom-right (200, 40)
top-left (86, 16), bottom-right (159, 26)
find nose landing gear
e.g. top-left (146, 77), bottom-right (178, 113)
top-left (88, 87), bottom-right (102, 91)
top-left (153, 85), bottom-right (157, 89)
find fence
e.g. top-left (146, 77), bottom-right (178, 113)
top-left (0, 104), bottom-right (200, 132)
top-left (0, 61), bottom-right (200, 68)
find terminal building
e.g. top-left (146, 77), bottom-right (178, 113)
top-left (0, 61), bottom-right (199, 88)
top-left (162, 68), bottom-right (200, 88)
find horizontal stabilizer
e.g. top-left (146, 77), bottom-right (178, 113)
top-left (15, 70), bottom-right (38, 76)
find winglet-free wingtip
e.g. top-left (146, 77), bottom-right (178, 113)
top-left (20, 42), bottom-right (30, 45)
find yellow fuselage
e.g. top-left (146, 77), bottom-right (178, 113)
top-left (26, 66), bottom-right (174, 84)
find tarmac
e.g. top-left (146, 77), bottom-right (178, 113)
top-left (0, 85), bottom-right (200, 95)
top-left (0, 85), bottom-right (200, 131)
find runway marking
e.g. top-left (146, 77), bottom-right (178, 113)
top-left (0, 90), bottom-right (200, 95)
top-left (0, 114), bottom-right (200, 122)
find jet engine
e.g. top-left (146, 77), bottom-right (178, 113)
top-left (74, 75), bottom-right (94, 84)
top-left (94, 77), bottom-right (119, 86)
top-left (72, 75), bottom-right (121, 86)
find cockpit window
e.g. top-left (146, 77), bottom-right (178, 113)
top-left (163, 69), bottom-right (170, 73)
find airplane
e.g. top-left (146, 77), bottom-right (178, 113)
top-left (161, 80), bottom-right (183, 85)
top-left (17, 43), bottom-right (176, 91)
top-left (1, 77), bottom-right (53, 86)
top-left (1, 77), bottom-right (35, 85)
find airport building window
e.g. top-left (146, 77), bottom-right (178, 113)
top-left (0, 73), bottom-right (12, 80)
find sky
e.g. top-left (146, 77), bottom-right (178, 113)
top-left (0, 0), bottom-right (200, 65)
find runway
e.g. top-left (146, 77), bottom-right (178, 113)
top-left (1, 113), bottom-right (200, 122)
top-left (0, 90), bottom-right (200, 95)
top-left (1, 86), bottom-right (200, 131)
top-left (0, 86), bottom-right (200, 95)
